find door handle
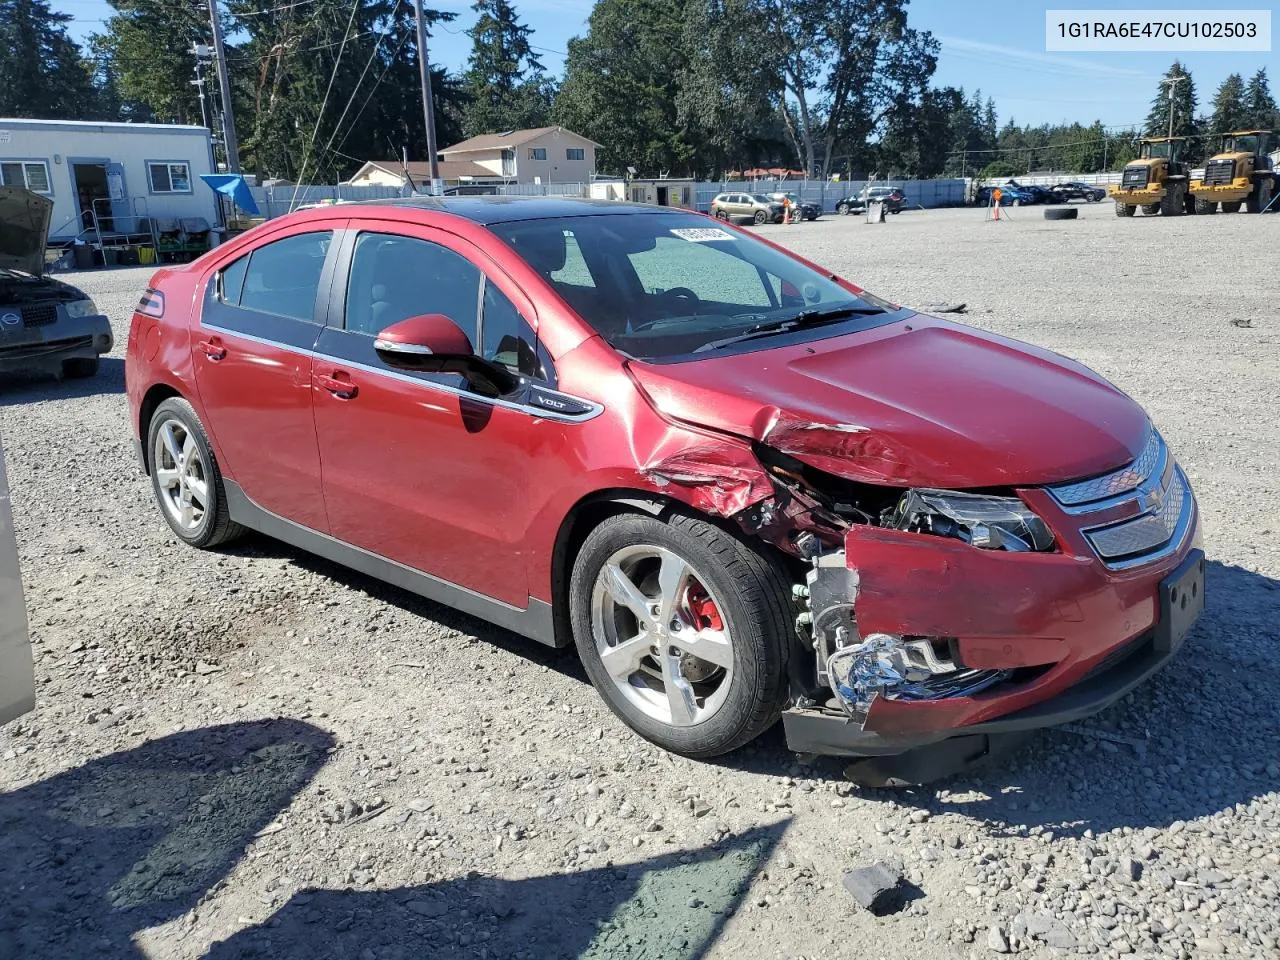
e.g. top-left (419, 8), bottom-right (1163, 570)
top-left (316, 371), bottom-right (358, 400)
top-left (198, 337), bottom-right (226, 361)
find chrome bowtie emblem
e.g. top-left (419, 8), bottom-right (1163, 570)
top-left (1139, 485), bottom-right (1164, 514)
top-left (0, 313), bottom-right (19, 326)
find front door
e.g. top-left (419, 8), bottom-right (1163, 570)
top-left (311, 222), bottom-right (554, 606)
top-left (0, 426), bottom-right (34, 725)
top-left (192, 223), bottom-right (340, 531)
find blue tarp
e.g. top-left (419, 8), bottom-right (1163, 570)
top-left (199, 174), bottom-right (261, 216)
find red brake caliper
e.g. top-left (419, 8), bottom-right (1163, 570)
top-left (684, 583), bottom-right (724, 631)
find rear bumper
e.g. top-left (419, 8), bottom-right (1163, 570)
top-left (0, 314), bottom-right (113, 372)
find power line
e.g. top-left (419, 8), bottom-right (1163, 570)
top-left (291, 0), bottom-right (362, 208)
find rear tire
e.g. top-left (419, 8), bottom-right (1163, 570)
top-left (62, 357), bottom-right (99, 379)
top-left (753, 210), bottom-right (768, 225)
top-left (1194, 198), bottom-right (1218, 215)
top-left (1141, 203), bottom-right (1161, 215)
top-left (1116, 203), bottom-right (1135, 217)
top-left (1221, 201), bottom-right (1242, 214)
top-left (146, 397), bottom-right (245, 549)
top-left (569, 512), bottom-right (790, 758)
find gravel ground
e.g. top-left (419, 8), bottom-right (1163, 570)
top-left (1, 204), bottom-right (1278, 960)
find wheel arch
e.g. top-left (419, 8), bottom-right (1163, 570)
top-left (549, 489), bottom-right (678, 647)
top-left (137, 383), bottom-right (184, 474)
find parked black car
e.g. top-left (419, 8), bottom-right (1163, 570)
top-left (835, 187), bottom-right (907, 215)
top-left (1051, 181), bottom-right (1107, 203)
top-left (0, 187), bottom-right (113, 380)
top-left (768, 192), bottom-right (821, 221)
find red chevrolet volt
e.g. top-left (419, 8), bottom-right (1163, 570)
top-left (125, 198), bottom-right (1203, 782)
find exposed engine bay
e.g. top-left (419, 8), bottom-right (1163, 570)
top-left (740, 444), bottom-right (1056, 726)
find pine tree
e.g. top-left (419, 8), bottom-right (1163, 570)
top-left (462, 0), bottom-right (550, 136)
top-left (0, 0), bottom-right (97, 118)
top-left (92, 0), bottom-right (208, 125)
top-left (1145, 61), bottom-right (1197, 140)
top-left (1209, 74), bottom-right (1248, 137)
top-left (1244, 68), bottom-right (1278, 130)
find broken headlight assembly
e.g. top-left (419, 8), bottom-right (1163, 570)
top-left (890, 489), bottom-right (1054, 552)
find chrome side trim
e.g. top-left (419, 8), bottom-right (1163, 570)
top-left (199, 322), bottom-right (604, 424)
top-left (373, 339), bottom-right (434, 355)
top-left (222, 481), bottom-right (562, 647)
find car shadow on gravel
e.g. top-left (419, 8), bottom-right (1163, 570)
top-left (203, 819), bottom-right (788, 960)
top-left (851, 560), bottom-right (1280, 837)
top-left (221, 535), bottom-right (586, 679)
top-left (0, 357), bottom-right (125, 404)
top-left (0, 718), bottom-right (333, 960)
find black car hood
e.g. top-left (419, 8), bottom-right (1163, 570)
top-left (0, 186), bottom-right (53, 277)
top-left (0, 270), bottom-right (86, 307)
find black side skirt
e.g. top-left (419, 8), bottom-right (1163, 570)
top-left (223, 481), bottom-right (561, 647)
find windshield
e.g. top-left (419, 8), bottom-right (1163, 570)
top-left (490, 212), bottom-right (893, 361)
top-left (1225, 134), bottom-right (1260, 153)
top-left (1143, 141), bottom-right (1172, 159)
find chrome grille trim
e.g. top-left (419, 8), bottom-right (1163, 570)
top-left (1049, 429), bottom-right (1163, 509)
top-left (1047, 432), bottom-right (1195, 570)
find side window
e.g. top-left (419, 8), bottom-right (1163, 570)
top-left (344, 233), bottom-right (481, 341)
top-left (239, 231), bottom-right (332, 322)
top-left (219, 254), bottom-right (248, 305)
top-left (480, 281), bottom-right (548, 381)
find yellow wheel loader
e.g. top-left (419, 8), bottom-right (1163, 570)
top-left (1107, 138), bottom-right (1193, 217)
top-left (1189, 130), bottom-right (1276, 214)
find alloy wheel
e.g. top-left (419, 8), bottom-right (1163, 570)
top-left (152, 417), bottom-right (210, 533)
top-left (590, 544), bottom-right (734, 727)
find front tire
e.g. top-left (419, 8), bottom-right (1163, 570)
top-left (1116, 202), bottom-right (1135, 217)
top-left (147, 397), bottom-right (245, 548)
top-left (1246, 178), bottom-right (1273, 213)
top-left (753, 210), bottom-right (768, 225)
top-left (570, 512), bottom-right (790, 758)
top-left (1141, 203), bottom-right (1161, 215)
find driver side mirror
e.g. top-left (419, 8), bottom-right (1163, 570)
top-left (373, 314), bottom-right (520, 397)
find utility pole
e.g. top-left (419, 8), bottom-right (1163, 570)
top-left (414, 0), bottom-right (440, 187)
top-left (207, 0), bottom-right (240, 173)
top-left (1165, 75), bottom-right (1186, 141)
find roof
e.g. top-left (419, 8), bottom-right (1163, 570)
top-left (351, 159), bottom-right (504, 182)
top-left (0, 117), bottom-right (209, 136)
top-left (440, 126), bottom-right (600, 155)
top-left (351, 195), bottom-right (690, 225)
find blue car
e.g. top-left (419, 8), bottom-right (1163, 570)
top-left (976, 183), bottom-right (1036, 206)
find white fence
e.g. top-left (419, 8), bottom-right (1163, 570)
top-left (245, 177), bottom-right (970, 220)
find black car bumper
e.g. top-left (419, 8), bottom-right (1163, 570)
top-left (782, 550), bottom-right (1205, 783)
top-left (0, 313), bottom-right (113, 373)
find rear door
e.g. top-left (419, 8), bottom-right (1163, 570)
top-left (0, 425), bottom-right (34, 725)
top-left (192, 222), bottom-right (343, 531)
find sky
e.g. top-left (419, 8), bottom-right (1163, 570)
top-left (57, 0), bottom-right (1279, 131)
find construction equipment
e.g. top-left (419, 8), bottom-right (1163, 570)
top-left (1189, 130), bottom-right (1276, 214)
top-left (1107, 137), bottom-right (1193, 217)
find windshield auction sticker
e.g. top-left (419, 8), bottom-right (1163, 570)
top-left (1046, 9), bottom-right (1270, 50)
top-left (671, 228), bottom-right (737, 242)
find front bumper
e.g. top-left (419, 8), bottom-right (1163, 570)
top-left (781, 493), bottom-right (1203, 772)
top-left (1109, 187), bottom-right (1164, 204)
top-left (1190, 181), bottom-right (1252, 201)
top-left (0, 313), bottom-right (113, 373)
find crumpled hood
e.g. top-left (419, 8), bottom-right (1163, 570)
top-left (0, 186), bottom-right (53, 277)
top-left (627, 315), bottom-right (1149, 489)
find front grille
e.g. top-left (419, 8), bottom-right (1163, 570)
top-left (1047, 431), bottom-right (1195, 569)
top-left (1121, 166), bottom-right (1150, 188)
top-left (21, 303), bottom-right (57, 328)
top-left (1203, 159), bottom-right (1235, 186)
